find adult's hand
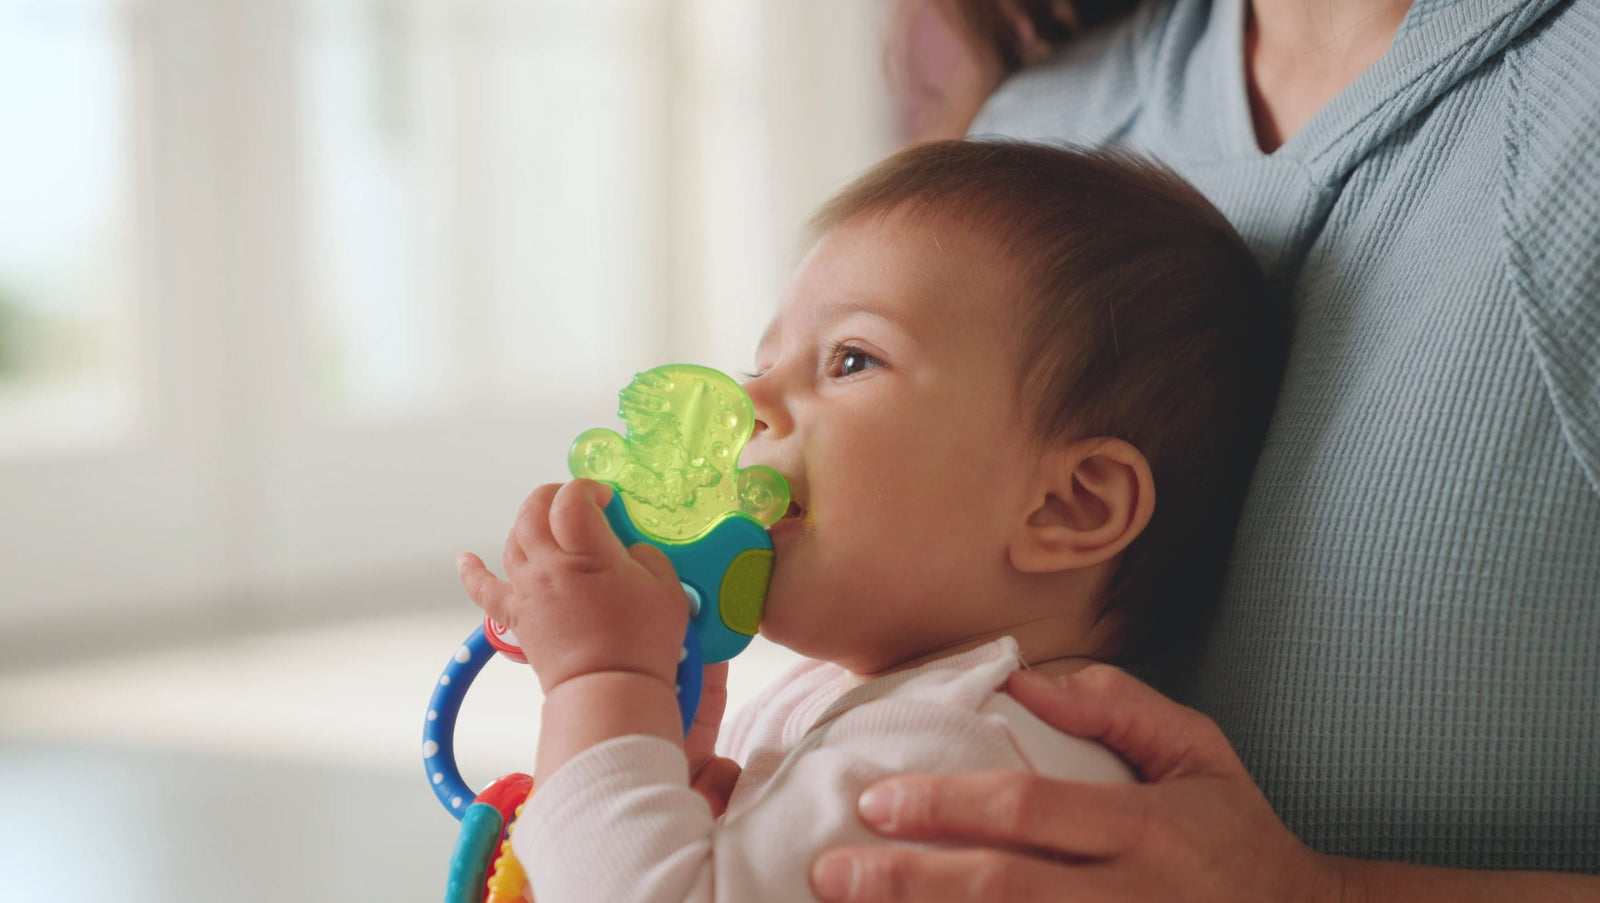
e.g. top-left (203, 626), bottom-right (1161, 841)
top-left (809, 664), bottom-right (1346, 903)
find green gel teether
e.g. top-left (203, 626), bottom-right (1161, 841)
top-left (569, 364), bottom-right (790, 544)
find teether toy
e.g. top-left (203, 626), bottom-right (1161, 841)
top-left (422, 364), bottom-right (788, 902)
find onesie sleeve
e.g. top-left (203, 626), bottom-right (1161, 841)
top-left (513, 721), bottom-right (933, 903)
top-left (978, 691), bottom-right (1137, 784)
top-left (515, 735), bottom-right (717, 903)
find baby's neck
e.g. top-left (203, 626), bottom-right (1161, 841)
top-left (851, 618), bottom-right (1114, 681)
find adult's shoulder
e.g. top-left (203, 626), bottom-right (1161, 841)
top-left (1500, 0), bottom-right (1600, 495)
top-left (969, 0), bottom-right (1185, 146)
top-left (1503, 0), bottom-right (1600, 220)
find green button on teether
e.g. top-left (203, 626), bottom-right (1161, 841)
top-left (719, 548), bottom-right (773, 636)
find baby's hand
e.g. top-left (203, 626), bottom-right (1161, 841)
top-left (685, 661), bottom-right (742, 816)
top-left (456, 479), bottom-right (691, 694)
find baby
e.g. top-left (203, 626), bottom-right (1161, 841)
top-left (456, 139), bottom-right (1284, 902)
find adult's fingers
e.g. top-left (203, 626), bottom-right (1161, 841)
top-left (456, 552), bottom-right (513, 624)
top-left (853, 770), bottom-right (1147, 859)
top-left (548, 479), bottom-right (625, 561)
top-left (1005, 667), bottom-right (1240, 782)
top-left (811, 845), bottom-right (1141, 903)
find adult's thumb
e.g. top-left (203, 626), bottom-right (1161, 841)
top-left (1005, 666), bottom-right (1242, 783)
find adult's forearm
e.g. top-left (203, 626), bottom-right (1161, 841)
top-left (1340, 858), bottom-right (1600, 903)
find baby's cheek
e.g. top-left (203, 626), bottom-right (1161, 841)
top-left (756, 554), bottom-right (816, 637)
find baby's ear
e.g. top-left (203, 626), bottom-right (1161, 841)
top-left (1008, 438), bottom-right (1155, 574)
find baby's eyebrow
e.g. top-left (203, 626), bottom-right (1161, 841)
top-left (824, 299), bottom-right (886, 321)
top-left (753, 300), bottom-right (911, 360)
top-left (823, 302), bottom-right (912, 342)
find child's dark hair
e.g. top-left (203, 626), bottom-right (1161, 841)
top-left (809, 140), bottom-right (1286, 692)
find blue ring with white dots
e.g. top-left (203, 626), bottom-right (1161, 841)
top-left (423, 620), bottom-right (704, 820)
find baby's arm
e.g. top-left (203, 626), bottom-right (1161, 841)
top-left (506, 721), bottom-right (895, 902)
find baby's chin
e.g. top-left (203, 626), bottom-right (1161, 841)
top-left (752, 588), bottom-right (807, 652)
top-left (753, 579), bottom-right (836, 659)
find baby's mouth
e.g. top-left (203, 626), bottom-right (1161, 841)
top-left (774, 498), bottom-right (805, 529)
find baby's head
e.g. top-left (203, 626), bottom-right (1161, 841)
top-left (743, 140), bottom-right (1283, 687)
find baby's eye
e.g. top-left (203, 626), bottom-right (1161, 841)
top-left (828, 343), bottom-right (882, 378)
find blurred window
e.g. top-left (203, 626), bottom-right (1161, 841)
top-left (299, 0), bottom-right (664, 415)
top-left (0, 0), bottom-right (893, 633)
top-left (301, 0), bottom-right (433, 412)
top-left (0, 0), bottom-right (136, 451)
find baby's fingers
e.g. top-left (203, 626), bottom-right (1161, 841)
top-left (457, 552), bottom-right (514, 624)
top-left (511, 483), bottom-right (562, 560)
top-left (627, 541), bottom-right (681, 588)
top-left (548, 479), bottom-right (624, 562)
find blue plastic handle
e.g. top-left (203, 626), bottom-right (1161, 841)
top-left (423, 621), bottom-right (704, 821)
top-left (423, 626), bottom-right (497, 817)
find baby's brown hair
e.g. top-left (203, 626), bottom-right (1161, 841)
top-left (810, 140), bottom-right (1285, 691)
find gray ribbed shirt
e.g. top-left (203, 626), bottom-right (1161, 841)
top-left (973, 0), bottom-right (1600, 869)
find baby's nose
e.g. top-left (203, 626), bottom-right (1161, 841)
top-left (747, 411), bottom-right (787, 446)
top-left (742, 375), bottom-right (790, 439)
top-left (747, 404), bottom-right (793, 443)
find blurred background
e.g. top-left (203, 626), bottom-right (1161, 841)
top-left (0, 0), bottom-right (982, 897)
